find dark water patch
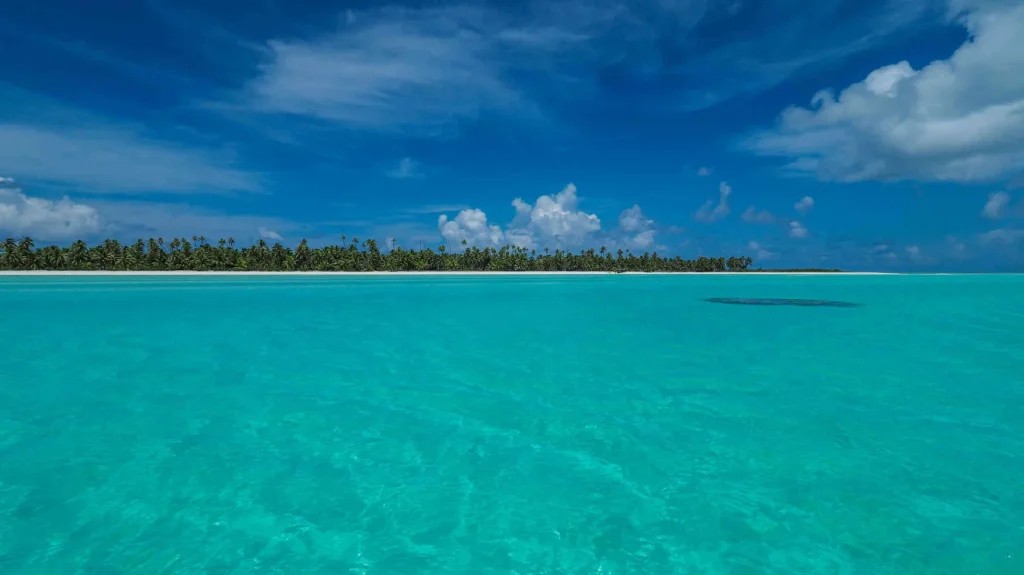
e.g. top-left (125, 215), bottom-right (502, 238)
top-left (703, 297), bottom-right (861, 308)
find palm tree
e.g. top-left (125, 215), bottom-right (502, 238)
top-left (1, 238), bottom-right (18, 269)
top-left (0, 235), bottom-right (777, 273)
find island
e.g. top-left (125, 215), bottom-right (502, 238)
top-left (0, 236), bottom-right (842, 273)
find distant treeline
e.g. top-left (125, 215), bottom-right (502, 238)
top-left (0, 236), bottom-right (834, 273)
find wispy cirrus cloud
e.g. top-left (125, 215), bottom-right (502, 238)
top-left (207, 0), bottom-right (932, 136)
top-left (387, 157), bottom-right (423, 179)
top-left (980, 227), bottom-right (1024, 244)
top-left (980, 191), bottom-right (1024, 219)
top-left (982, 191), bottom-right (1011, 218)
top-left (672, 0), bottom-right (936, 110)
top-left (229, 6), bottom-right (548, 134)
top-left (0, 92), bottom-right (261, 195)
top-left (405, 204), bottom-right (472, 214)
top-left (0, 123), bottom-right (261, 195)
top-left (9, 0), bottom-right (937, 147)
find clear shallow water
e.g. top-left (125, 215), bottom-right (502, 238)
top-left (0, 274), bottom-right (1021, 575)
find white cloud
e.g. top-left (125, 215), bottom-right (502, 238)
top-left (748, 0), bottom-right (1024, 183)
top-left (741, 206), bottom-right (775, 224)
top-left (905, 245), bottom-right (922, 259)
top-left (947, 235), bottom-right (968, 257)
top-left (437, 183), bottom-right (628, 250)
top-left (237, 6), bottom-right (546, 133)
top-left (747, 240), bottom-right (775, 260)
top-left (509, 183), bottom-right (601, 247)
top-left (618, 204), bottom-right (651, 232)
top-left (618, 204), bottom-right (656, 250)
top-left (981, 191), bottom-right (1011, 218)
top-left (695, 181), bottom-right (732, 222)
top-left (794, 196), bottom-right (815, 213)
top-left (228, 0), bottom-right (925, 133)
top-left (387, 157), bottom-right (423, 179)
top-left (0, 122), bottom-right (259, 194)
top-left (0, 178), bottom-right (101, 240)
top-left (697, 167), bottom-right (711, 176)
top-left (0, 176), bottom-right (306, 244)
top-left (406, 204), bottom-right (472, 214)
top-left (789, 220), bottom-right (808, 238)
top-left (438, 208), bottom-right (504, 247)
top-left (980, 227), bottom-right (1024, 243)
top-left (625, 230), bottom-right (656, 250)
top-left (258, 227), bottom-right (283, 241)
top-left (673, 0), bottom-right (931, 111)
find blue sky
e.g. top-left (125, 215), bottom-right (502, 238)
top-left (0, 0), bottom-right (1022, 270)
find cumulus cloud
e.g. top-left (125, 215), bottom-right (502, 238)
top-left (789, 220), bottom-right (808, 238)
top-left (748, 240), bottom-right (775, 260)
top-left (0, 176), bottom-right (306, 244)
top-left (905, 245), bottom-right (922, 259)
top-left (695, 181), bottom-right (732, 222)
top-left (794, 196), bottom-right (815, 213)
top-left (741, 206), bottom-right (775, 224)
top-left (436, 183), bottom-right (649, 250)
top-left (981, 191), bottom-right (1011, 218)
top-left (747, 0), bottom-right (1024, 183)
top-left (618, 204), bottom-right (651, 232)
top-left (0, 177), bottom-right (101, 240)
top-left (618, 204), bottom-right (656, 250)
top-left (438, 208), bottom-right (504, 246)
top-left (258, 227), bottom-right (283, 241)
top-left (508, 183), bottom-right (601, 247)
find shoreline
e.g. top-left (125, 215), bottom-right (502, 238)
top-left (2, 270), bottom-right (898, 276)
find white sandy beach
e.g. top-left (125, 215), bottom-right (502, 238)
top-left (0, 270), bottom-right (897, 276)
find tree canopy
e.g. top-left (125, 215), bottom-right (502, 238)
top-left (0, 236), bottom-right (774, 272)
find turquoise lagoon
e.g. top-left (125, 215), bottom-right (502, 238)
top-left (0, 274), bottom-right (1021, 574)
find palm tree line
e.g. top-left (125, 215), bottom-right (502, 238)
top-left (0, 235), bottom-right (766, 272)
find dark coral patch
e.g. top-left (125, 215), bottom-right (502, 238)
top-left (703, 297), bottom-right (861, 308)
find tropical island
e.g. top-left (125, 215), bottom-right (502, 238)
top-left (0, 236), bottom-right (841, 272)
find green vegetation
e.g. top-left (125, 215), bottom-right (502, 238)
top-left (749, 268), bottom-right (843, 273)
top-left (0, 236), bottom-right (769, 272)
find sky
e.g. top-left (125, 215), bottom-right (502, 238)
top-left (0, 0), bottom-right (1022, 271)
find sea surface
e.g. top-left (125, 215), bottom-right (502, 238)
top-left (0, 274), bottom-right (1021, 575)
